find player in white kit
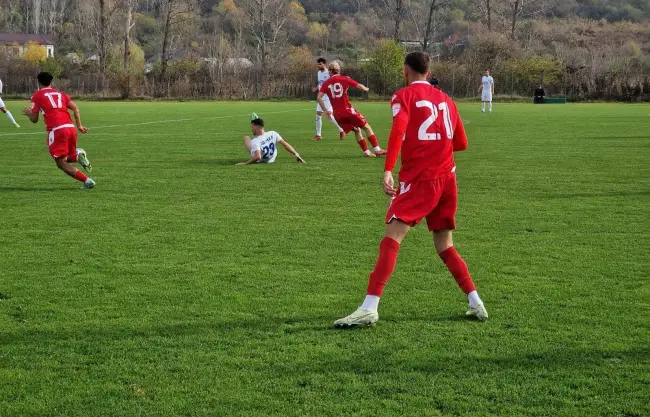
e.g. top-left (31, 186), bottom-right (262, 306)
top-left (0, 78), bottom-right (20, 128)
top-left (237, 117), bottom-right (305, 166)
top-left (314, 58), bottom-right (344, 140)
top-left (479, 70), bottom-right (494, 113)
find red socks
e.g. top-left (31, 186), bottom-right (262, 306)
top-left (358, 138), bottom-right (369, 152)
top-left (367, 237), bottom-right (401, 296)
top-left (67, 153), bottom-right (78, 163)
top-left (439, 247), bottom-right (476, 295)
top-left (368, 135), bottom-right (379, 148)
top-left (72, 170), bottom-right (88, 183)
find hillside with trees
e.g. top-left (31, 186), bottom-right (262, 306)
top-left (0, 0), bottom-right (648, 100)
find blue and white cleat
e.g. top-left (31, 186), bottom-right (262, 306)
top-left (83, 178), bottom-right (96, 189)
top-left (77, 148), bottom-right (92, 173)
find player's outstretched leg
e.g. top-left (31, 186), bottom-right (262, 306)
top-left (55, 156), bottom-right (95, 189)
top-left (1, 107), bottom-right (20, 128)
top-left (315, 112), bottom-right (323, 140)
top-left (329, 115), bottom-right (344, 139)
top-left (481, 102), bottom-right (486, 113)
top-left (434, 230), bottom-right (487, 320)
top-left (488, 101), bottom-right (493, 113)
top-left (334, 220), bottom-right (410, 328)
top-left (353, 128), bottom-right (375, 158)
top-left (363, 124), bottom-right (386, 156)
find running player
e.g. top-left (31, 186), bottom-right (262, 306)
top-left (334, 52), bottom-right (488, 328)
top-left (480, 70), bottom-right (494, 113)
top-left (317, 62), bottom-right (386, 157)
top-left (237, 117), bottom-right (305, 166)
top-left (313, 58), bottom-right (344, 141)
top-left (22, 72), bottom-right (95, 189)
top-left (0, 78), bottom-right (20, 128)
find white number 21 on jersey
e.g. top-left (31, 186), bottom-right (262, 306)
top-left (416, 100), bottom-right (453, 141)
top-left (44, 92), bottom-right (63, 109)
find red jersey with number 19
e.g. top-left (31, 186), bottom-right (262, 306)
top-left (30, 87), bottom-right (73, 131)
top-left (319, 75), bottom-right (359, 115)
top-left (387, 81), bottom-right (467, 183)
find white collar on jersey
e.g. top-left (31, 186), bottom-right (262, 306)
top-left (411, 81), bottom-right (430, 85)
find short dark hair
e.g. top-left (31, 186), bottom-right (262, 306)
top-left (37, 72), bottom-right (54, 87)
top-left (404, 52), bottom-right (430, 75)
top-left (317, 57), bottom-right (327, 64)
top-left (251, 118), bottom-right (264, 127)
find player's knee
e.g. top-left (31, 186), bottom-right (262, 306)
top-left (0, 107), bottom-right (6, 113)
top-left (433, 230), bottom-right (454, 253)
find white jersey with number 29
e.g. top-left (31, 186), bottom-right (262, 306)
top-left (250, 131), bottom-right (282, 163)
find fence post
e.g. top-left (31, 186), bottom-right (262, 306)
top-left (451, 71), bottom-right (455, 98)
top-left (511, 72), bottom-right (514, 99)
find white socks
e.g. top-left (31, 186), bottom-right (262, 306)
top-left (488, 102), bottom-right (493, 112)
top-left (5, 111), bottom-right (17, 125)
top-left (330, 116), bottom-right (343, 133)
top-left (361, 295), bottom-right (380, 312)
top-left (315, 115), bottom-right (323, 136)
top-left (481, 102), bottom-right (486, 112)
top-left (373, 146), bottom-right (382, 153)
top-left (468, 291), bottom-right (482, 309)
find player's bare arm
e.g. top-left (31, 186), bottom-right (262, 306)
top-left (278, 139), bottom-right (305, 163)
top-left (316, 92), bottom-right (332, 119)
top-left (67, 101), bottom-right (88, 133)
top-left (356, 84), bottom-right (370, 93)
top-left (236, 149), bottom-right (262, 166)
top-left (22, 105), bottom-right (39, 123)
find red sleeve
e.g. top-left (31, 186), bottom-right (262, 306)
top-left (30, 93), bottom-right (41, 114)
top-left (318, 79), bottom-right (328, 94)
top-left (384, 93), bottom-right (409, 172)
top-left (452, 104), bottom-right (468, 152)
top-left (346, 77), bottom-right (359, 88)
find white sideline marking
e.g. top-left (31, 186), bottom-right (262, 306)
top-left (0, 108), bottom-right (314, 138)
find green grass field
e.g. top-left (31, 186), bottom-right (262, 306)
top-left (0, 100), bottom-right (648, 417)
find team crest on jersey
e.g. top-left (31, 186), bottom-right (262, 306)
top-left (392, 103), bottom-right (401, 117)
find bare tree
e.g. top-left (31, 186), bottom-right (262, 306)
top-left (157, 0), bottom-right (199, 87)
top-left (239, 0), bottom-right (290, 69)
top-left (393, 0), bottom-right (403, 41)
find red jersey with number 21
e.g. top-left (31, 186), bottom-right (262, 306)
top-left (30, 87), bottom-right (73, 131)
top-left (389, 81), bottom-right (467, 183)
top-left (319, 75), bottom-right (359, 114)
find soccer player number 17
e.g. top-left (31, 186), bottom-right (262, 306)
top-left (416, 100), bottom-right (453, 141)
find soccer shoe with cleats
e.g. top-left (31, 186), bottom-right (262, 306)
top-left (14, 122), bottom-right (20, 128)
top-left (466, 303), bottom-right (488, 321)
top-left (313, 135), bottom-right (322, 141)
top-left (77, 148), bottom-right (92, 172)
top-left (83, 178), bottom-right (96, 189)
top-left (374, 149), bottom-right (388, 157)
top-left (363, 152), bottom-right (377, 158)
top-left (334, 307), bottom-right (379, 328)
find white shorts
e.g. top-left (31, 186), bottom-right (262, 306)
top-left (0, 97), bottom-right (5, 108)
top-left (481, 92), bottom-right (492, 102)
top-left (317, 96), bottom-right (333, 113)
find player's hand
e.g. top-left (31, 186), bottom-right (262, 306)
top-left (78, 125), bottom-right (88, 134)
top-left (383, 171), bottom-right (396, 197)
top-left (295, 154), bottom-right (306, 163)
top-left (325, 111), bottom-right (333, 120)
top-left (21, 106), bottom-right (33, 117)
top-left (235, 162), bottom-right (247, 166)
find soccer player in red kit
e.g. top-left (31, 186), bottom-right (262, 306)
top-left (22, 72), bottom-right (95, 189)
top-left (334, 52), bottom-right (488, 328)
top-left (317, 62), bottom-right (387, 157)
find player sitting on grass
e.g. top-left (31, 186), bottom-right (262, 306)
top-left (22, 72), bottom-right (95, 189)
top-left (317, 62), bottom-right (387, 158)
top-left (0, 78), bottom-right (20, 128)
top-left (236, 117), bottom-right (305, 166)
top-left (334, 52), bottom-right (487, 328)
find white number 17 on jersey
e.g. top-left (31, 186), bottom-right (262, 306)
top-left (44, 92), bottom-right (63, 109)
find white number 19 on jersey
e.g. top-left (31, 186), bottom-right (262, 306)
top-left (328, 83), bottom-right (344, 98)
top-left (44, 92), bottom-right (63, 109)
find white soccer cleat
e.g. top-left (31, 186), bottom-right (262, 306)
top-left (83, 178), bottom-right (96, 189)
top-left (466, 304), bottom-right (488, 321)
top-left (333, 307), bottom-right (379, 328)
top-left (77, 148), bottom-right (92, 173)
top-left (14, 122), bottom-right (20, 128)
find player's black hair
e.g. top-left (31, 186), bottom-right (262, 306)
top-left (37, 71), bottom-right (54, 87)
top-left (404, 52), bottom-right (430, 75)
top-left (251, 118), bottom-right (264, 127)
top-left (317, 57), bottom-right (327, 64)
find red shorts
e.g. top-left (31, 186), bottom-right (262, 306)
top-left (334, 108), bottom-right (367, 133)
top-left (47, 126), bottom-right (77, 159)
top-left (386, 172), bottom-right (458, 231)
